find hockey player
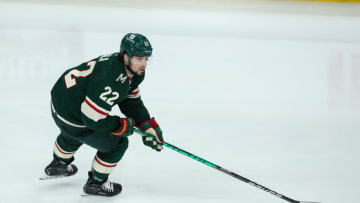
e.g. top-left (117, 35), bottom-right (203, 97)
top-left (43, 33), bottom-right (164, 196)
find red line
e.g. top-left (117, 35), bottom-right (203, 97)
top-left (130, 90), bottom-right (139, 95)
top-left (95, 156), bottom-right (117, 168)
top-left (55, 142), bottom-right (74, 155)
top-left (85, 98), bottom-right (108, 116)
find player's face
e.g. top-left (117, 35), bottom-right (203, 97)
top-left (129, 56), bottom-right (148, 75)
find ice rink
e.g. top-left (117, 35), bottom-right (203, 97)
top-left (0, 1), bottom-right (359, 203)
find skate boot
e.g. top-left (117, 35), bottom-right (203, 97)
top-left (44, 156), bottom-right (78, 178)
top-left (83, 171), bottom-right (122, 197)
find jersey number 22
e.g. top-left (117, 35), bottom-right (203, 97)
top-left (64, 60), bottom-right (119, 106)
top-left (64, 61), bottom-right (96, 89)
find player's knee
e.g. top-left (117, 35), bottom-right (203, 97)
top-left (111, 136), bottom-right (129, 154)
top-left (107, 137), bottom-right (129, 161)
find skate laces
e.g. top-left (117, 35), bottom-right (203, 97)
top-left (101, 181), bottom-right (114, 192)
top-left (65, 164), bottom-right (73, 172)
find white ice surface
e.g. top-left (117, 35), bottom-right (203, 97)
top-left (0, 1), bottom-right (359, 203)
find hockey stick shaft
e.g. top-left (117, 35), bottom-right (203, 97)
top-left (134, 128), bottom-right (318, 203)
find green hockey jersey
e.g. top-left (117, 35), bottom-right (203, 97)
top-left (51, 52), bottom-right (150, 132)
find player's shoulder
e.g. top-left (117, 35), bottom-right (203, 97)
top-left (88, 53), bottom-right (119, 79)
top-left (93, 53), bottom-right (121, 71)
top-left (96, 52), bottom-right (120, 64)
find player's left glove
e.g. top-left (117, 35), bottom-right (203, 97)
top-left (110, 117), bottom-right (135, 137)
top-left (137, 117), bottom-right (164, 152)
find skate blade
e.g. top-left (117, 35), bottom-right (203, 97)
top-left (81, 192), bottom-right (119, 197)
top-left (81, 194), bottom-right (91, 197)
top-left (80, 193), bottom-right (110, 197)
top-left (39, 174), bottom-right (68, 180)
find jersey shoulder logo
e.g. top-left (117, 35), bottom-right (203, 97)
top-left (116, 73), bottom-right (127, 83)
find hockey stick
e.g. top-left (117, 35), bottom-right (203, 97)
top-left (134, 128), bottom-right (320, 203)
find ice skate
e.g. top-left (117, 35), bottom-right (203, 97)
top-left (40, 156), bottom-right (78, 180)
top-left (83, 171), bottom-right (122, 197)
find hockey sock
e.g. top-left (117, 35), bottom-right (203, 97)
top-left (53, 140), bottom-right (76, 164)
top-left (91, 169), bottom-right (108, 183)
top-left (91, 155), bottom-right (118, 182)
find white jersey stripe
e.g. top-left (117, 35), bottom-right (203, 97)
top-left (85, 96), bottom-right (110, 114)
top-left (81, 96), bottom-right (110, 122)
top-left (81, 101), bottom-right (107, 122)
top-left (51, 102), bottom-right (86, 128)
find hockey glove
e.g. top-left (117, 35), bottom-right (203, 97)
top-left (138, 117), bottom-right (164, 151)
top-left (110, 117), bottom-right (135, 136)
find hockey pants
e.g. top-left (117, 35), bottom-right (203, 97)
top-left (51, 107), bottom-right (128, 178)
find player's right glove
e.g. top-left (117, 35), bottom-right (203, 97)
top-left (109, 117), bottom-right (135, 136)
top-left (137, 117), bottom-right (164, 152)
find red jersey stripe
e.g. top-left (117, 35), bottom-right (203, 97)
top-left (130, 90), bottom-right (139, 95)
